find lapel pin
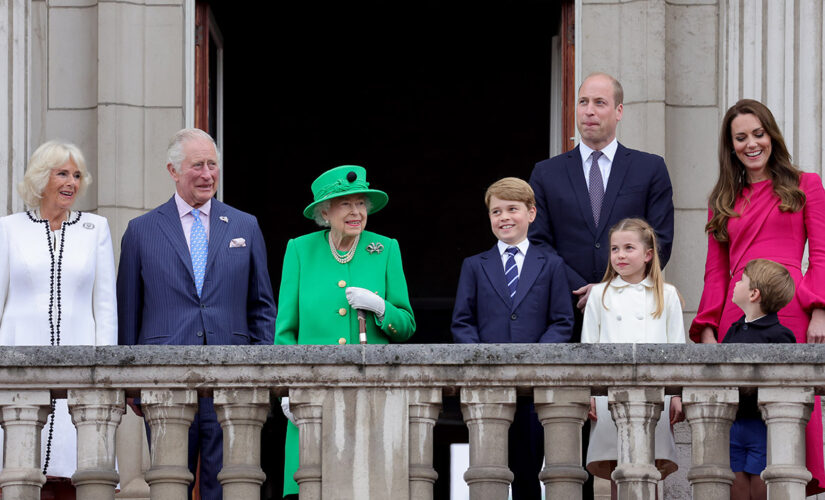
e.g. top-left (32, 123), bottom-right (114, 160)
top-left (366, 242), bottom-right (384, 254)
top-left (219, 216), bottom-right (228, 223)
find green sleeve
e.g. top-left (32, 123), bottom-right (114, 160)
top-left (375, 238), bottom-right (415, 341)
top-left (275, 239), bottom-right (300, 345)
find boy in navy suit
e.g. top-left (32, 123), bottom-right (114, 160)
top-left (452, 177), bottom-right (574, 499)
top-left (723, 259), bottom-right (796, 499)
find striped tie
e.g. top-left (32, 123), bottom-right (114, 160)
top-left (190, 209), bottom-right (208, 296)
top-left (504, 246), bottom-right (519, 299)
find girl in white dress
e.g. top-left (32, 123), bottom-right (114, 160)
top-left (581, 218), bottom-right (685, 497)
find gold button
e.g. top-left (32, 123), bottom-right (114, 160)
top-left (338, 337), bottom-right (347, 345)
top-left (338, 280), bottom-right (347, 288)
top-left (339, 308), bottom-right (347, 316)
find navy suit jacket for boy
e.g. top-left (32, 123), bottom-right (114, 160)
top-left (452, 243), bottom-right (574, 343)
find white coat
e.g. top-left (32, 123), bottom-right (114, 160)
top-left (0, 210), bottom-right (117, 477)
top-left (581, 276), bottom-right (685, 344)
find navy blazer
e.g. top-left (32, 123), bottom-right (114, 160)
top-left (528, 143), bottom-right (674, 289)
top-left (117, 197), bottom-right (276, 346)
top-left (451, 244), bottom-right (574, 343)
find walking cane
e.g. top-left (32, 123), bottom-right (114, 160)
top-left (358, 310), bottom-right (367, 344)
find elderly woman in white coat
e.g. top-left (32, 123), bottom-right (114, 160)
top-left (0, 140), bottom-right (117, 496)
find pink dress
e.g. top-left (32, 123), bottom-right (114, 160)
top-left (691, 172), bottom-right (825, 494)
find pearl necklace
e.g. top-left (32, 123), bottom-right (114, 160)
top-left (329, 232), bottom-right (360, 264)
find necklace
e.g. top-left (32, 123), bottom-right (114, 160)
top-left (329, 232), bottom-right (359, 264)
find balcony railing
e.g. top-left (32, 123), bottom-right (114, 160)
top-left (0, 344), bottom-right (820, 500)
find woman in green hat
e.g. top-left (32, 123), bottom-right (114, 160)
top-left (275, 165), bottom-right (416, 498)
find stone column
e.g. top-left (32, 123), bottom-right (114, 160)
top-left (0, 390), bottom-right (51, 500)
top-left (290, 388), bottom-right (326, 500)
top-left (140, 389), bottom-right (197, 500)
top-left (408, 388), bottom-right (441, 500)
top-left (682, 387), bottom-right (738, 499)
top-left (67, 389), bottom-right (126, 500)
top-left (607, 387), bottom-right (663, 499)
top-left (759, 387), bottom-right (813, 499)
top-left (214, 388), bottom-right (269, 499)
top-left (533, 387), bottom-right (590, 498)
top-left (460, 387), bottom-right (516, 500)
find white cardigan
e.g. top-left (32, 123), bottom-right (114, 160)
top-left (0, 210), bottom-right (117, 477)
top-left (581, 276), bottom-right (685, 344)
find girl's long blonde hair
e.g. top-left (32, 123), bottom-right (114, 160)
top-left (601, 218), bottom-right (666, 318)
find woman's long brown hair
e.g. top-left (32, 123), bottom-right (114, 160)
top-left (707, 99), bottom-right (805, 242)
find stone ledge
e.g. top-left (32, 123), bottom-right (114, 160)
top-left (0, 343), bottom-right (821, 367)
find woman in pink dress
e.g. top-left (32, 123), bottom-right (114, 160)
top-left (691, 99), bottom-right (825, 495)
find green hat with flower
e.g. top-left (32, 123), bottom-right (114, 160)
top-left (303, 165), bottom-right (389, 220)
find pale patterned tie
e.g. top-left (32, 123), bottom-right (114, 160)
top-left (190, 209), bottom-right (208, 296)
top-left (589, 150), bottom-right (605, 226)
top-left (504, 246), bottom-right (519, 299)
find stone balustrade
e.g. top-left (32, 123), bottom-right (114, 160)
top-left (0, 344), bottom-right (821, 499)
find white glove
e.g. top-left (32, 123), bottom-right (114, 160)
top-left (346, 286), bottom-right (386, 322)
top-left (281, 397), bottom-right (296, 425)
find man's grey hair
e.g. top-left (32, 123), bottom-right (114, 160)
top-left (167, 128), bottom-right (221, 171)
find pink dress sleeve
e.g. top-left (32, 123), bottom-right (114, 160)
top-left (797, 173), bottom-right (825, 312)
top-left (689, 207), bottom-right (731, 342)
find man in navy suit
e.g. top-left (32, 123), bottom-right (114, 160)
top-left (117, 128), bottom-right (277, 500)
top-left (528, 73), bottom-right (674, 499)
top-left (528, 72), bottom-right (674, 334)
top-left (452, 177), bottom-right (574, 500)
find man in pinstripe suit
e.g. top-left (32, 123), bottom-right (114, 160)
top-left (116, 128), bottom-right (277, 500)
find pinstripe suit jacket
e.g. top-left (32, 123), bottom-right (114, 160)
top-left (116, 196), bottom-right (276, 346)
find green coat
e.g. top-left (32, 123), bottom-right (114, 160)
top-left (275, 230), bottom-right (415, 496)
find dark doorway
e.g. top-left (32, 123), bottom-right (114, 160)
top-left (207, 1), bottom-right (564, 497)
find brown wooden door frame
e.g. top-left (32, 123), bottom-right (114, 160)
top-left (561, 0), bottom-right (576, 152)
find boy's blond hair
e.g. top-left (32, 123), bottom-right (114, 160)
top-left (743, 259), bottom-right (795, 314)
top-left (485, 177), bottom-right (535, 209)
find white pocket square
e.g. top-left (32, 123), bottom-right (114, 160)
top-left (229, 238), bottom-right (246, 248)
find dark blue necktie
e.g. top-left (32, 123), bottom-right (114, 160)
top-left (504, 246), bottom-right (519, 299)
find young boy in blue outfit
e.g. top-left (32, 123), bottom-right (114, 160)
top-left (452, 177), bottom-right (574, 499)
top-left (722, 258), bottom-right (796, 500)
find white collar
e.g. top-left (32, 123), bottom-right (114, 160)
top-left (579, 138), bottom-right (619, 164)
top-left (174, 192), bottom-right (211, 218)
top-left (609, 275), bottom-right (654, 288)
top-left (497, 238), bottom-right (530, 256)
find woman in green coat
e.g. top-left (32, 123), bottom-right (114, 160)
top-left (275, 165), bottom-right (415, 498)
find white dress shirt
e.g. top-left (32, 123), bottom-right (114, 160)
top-left (580, 138), bottom-right (618, 191)
top-left (497, 238), bottom-right (530, 275)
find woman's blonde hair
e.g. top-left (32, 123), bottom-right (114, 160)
top-left (18, 140), bottom-right (91, 209)
top-left (601, 218), bottom-right (666, 318)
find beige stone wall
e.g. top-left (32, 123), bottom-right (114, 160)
top-left (580, 0), bottom-right (721, 333)
top-left (22, 0), bottom-right (187, 257)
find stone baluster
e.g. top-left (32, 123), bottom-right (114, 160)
top-left (140, 389), bottom-right (197, 500)
top-left (608, 387), bottom-right (663, 499)
top-left (290, 388), bottom-right (327, 500)
top-left (408, 388), bottom-right (441, 500)
top-left (214, 388), bottom-right (270, 499)
top-left (759, 387), bottom-right (813, 499)
top-left (67, 389), bottom-right (126, 500)
top-left (460, 387), bottom-right (516, 500)
top-left (534, 387), bottom-right (590, 498)
top-left (0, 390), bottom-right (51, 500)
top-left (682, 387), bottom-right (738, 499)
